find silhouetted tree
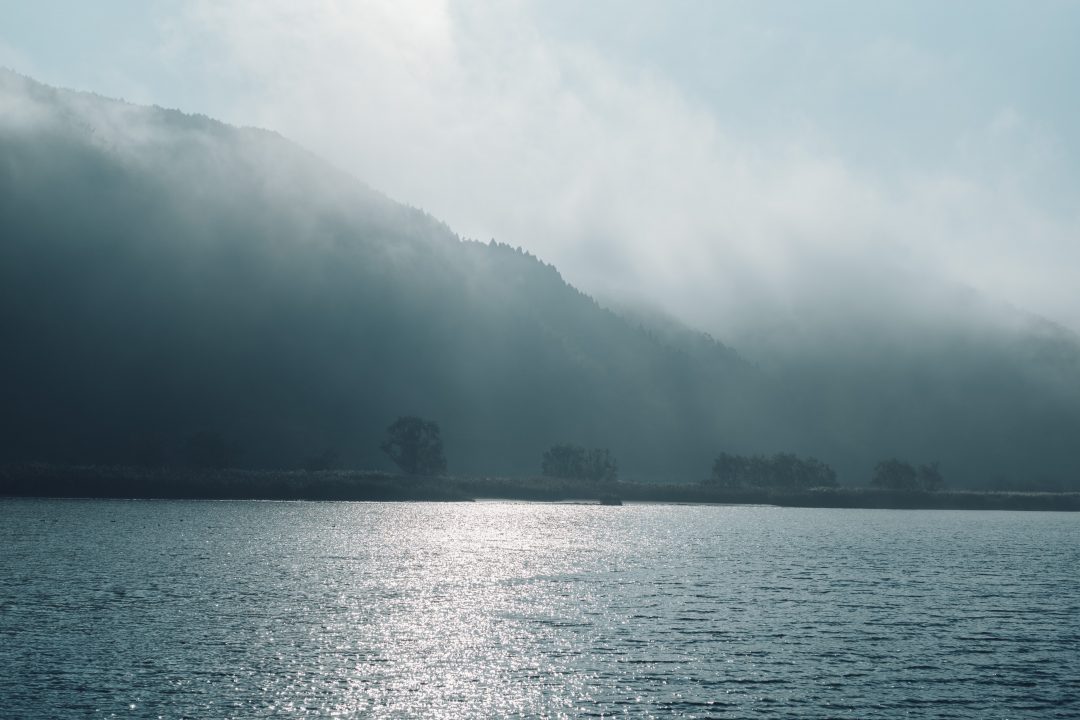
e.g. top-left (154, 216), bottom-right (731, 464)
top-left (380, 417), bottom-right (446, 475)
top-left (708, 451), bottom-right (837, 488)
top-left (871, 458), bottom-right (919, 490)
top-left (917, 461), bottom-right (945, 491)
top-left (542, 444), bottom-right (617, 482)
top-left (710, 452), bottom-right (749, 488)
top-left (542, 444), bottom-right (585, 479)
top-left (871, 458), bottom-right (945, 491)
top-left (583, 448), bottom-right (618, 483)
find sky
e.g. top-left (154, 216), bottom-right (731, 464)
top-left (2, 0), bottom-right (1079, 340)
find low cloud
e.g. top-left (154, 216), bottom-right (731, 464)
top-left (155, 0), bottom-right (1080, 341)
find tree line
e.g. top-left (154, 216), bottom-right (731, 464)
top-left (705, 452), bottom-right (945, 491)
top-left (870, 458), bottom-right (944, 492)
top-left (168, 416), bottom-right (946, 491)
top-left (706, 452), bottom-right (838, 489)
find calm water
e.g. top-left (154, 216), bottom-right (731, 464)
top-left (1, 499), bottom-right (1078, 719)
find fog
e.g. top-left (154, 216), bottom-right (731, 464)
top-left (125, 0), bottom-right (1080, 344)
top-left (5, 2), bottom-right (1078, 341)
top-left (0, 69), bottom-right (760, 481)
top-left (3, 4), bottom-right (1080, 489)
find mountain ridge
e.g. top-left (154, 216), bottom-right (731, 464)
top-left (0, 69), bottom-right (757, 480)
top-left (2, 68), bottom-right (1079, 488)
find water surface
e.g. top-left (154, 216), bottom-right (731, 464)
top-left (1, 499), bottom-right (1077, 718)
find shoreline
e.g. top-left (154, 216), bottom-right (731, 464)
top-left (2, 464), bottom-right (1079, 511)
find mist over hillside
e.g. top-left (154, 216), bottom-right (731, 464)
top-left (0, 70), bottom-right (758, 480)
top-left (2, 70), bottom-right (1078, 488)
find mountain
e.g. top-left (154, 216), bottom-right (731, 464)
top-left (755, 303), bottom-right (1080, 491)
top-left (2, 69), bottom-right (1079, 488)
top-left (0, 69), bottom-right (756, 479)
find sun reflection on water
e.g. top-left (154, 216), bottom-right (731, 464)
top-left (2, 500), bottom-right (1078, 718)
top-left (330, 502), bottom-right (607, 718)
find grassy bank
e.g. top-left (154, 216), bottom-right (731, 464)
top-left (0, 464), bottom-right (472, 502)
top-left (2, 464), bottom-right (1078, 511)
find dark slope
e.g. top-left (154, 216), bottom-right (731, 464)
top-left (765, 314), bottom-right (1080, 491)
top-left (615, 292), bottom-right (1080, 490)
top-left (4, 69), bottom-right (1080, 488)
top-left (0, 70), bottom-right (754, 478)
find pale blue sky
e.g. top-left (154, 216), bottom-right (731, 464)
top-left (536, 1), bottom-right (1080, 193)
top-left (3, 1), bottom-right (1078, 335)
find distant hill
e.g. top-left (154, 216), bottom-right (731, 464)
top-left (0, 69), bottom-right (756, 479)
top-left (754, 307), bottom-right (1080, 492)
top-left (2, 69), bottom-right (1078, 488)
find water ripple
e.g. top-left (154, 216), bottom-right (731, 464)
top-left (1, 500), bottom-right (1078, 718)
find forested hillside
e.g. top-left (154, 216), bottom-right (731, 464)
top-left (0, 70), bottom-right (755, 478)
top-left (3, 69), bottom-right (1079, 487)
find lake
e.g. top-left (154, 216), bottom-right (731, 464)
top-left (1, 499), bottom-right (1077, 718)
